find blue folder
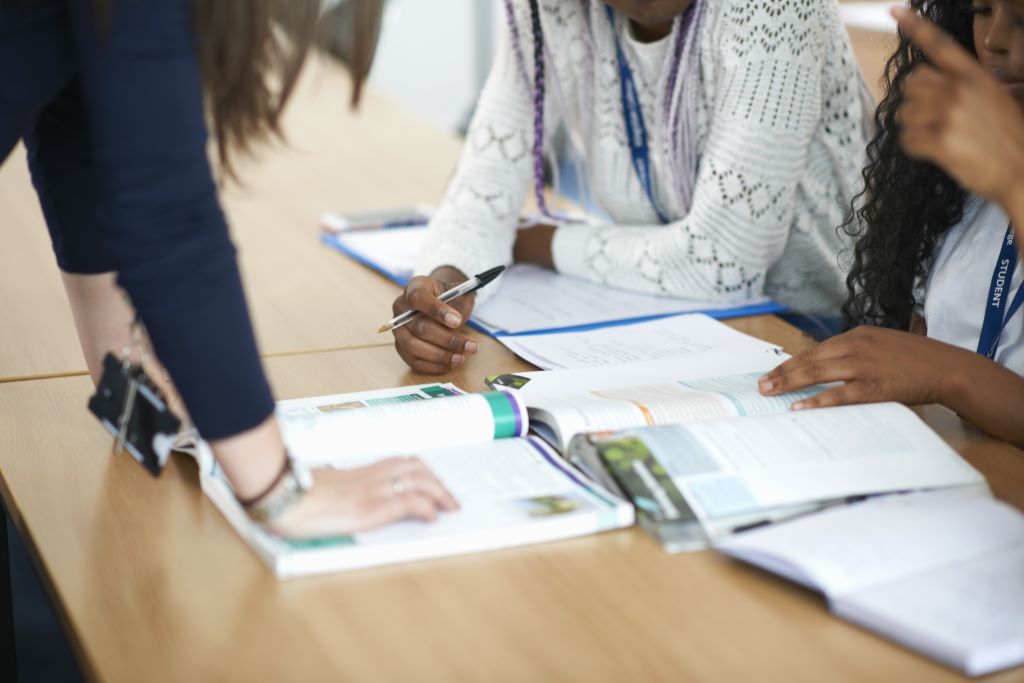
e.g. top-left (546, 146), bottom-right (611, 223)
top-left (322, 232), bottom-right (787, 338)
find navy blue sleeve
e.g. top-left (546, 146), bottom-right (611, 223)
top-left (0, 1), bottom-right (75, 160)
top-left (64, 0), bottom-right (274, 440)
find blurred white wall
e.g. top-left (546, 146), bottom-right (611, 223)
top-left (368, 0), bottom-right (498, 134)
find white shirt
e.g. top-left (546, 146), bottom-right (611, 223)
top-left (925, 200), bottom-right (1024, 375)
top-left (416, 0), bottom-right (871, 316)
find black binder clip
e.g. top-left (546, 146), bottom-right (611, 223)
top-left (87, 321), bottom-right (181, 477)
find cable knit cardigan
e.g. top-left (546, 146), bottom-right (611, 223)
top-left (416, 0), bottom-right (872, 316)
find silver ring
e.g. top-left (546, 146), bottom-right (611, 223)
top-left (391, 476), bottom-right (406, 496)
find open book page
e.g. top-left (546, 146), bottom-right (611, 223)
top-left (719, 491), bottom-right (1024, 676)
top-left (835, 545), bottom-right (1024, 677)
top-left (342, 437), bottom-right (629, 546)
top-left (276, 382), bottom-right (464, 416)
top-left (194, 384), bottom-right (465, 474)
top-left (591, 403), bottom-right (985, 526)
top-left (676, 403), bottom-right (984, 520)
top-left (277, 386), bottom-right (527, 465)
top-left (200, 437), bottom-right (633, 578)
top-left (507, 354), bottom-right (815, 450)
top-left (497, 314), bottom-right (781, 370)
top-left (718, 491), bottom-right (1019, 597)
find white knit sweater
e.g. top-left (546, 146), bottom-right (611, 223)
top-left (416, 0), bottom-right (872, 316)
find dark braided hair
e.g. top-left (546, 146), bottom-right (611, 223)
top-left (841, 0), bottom-right (978, 330)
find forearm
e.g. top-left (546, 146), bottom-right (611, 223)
top-left (211, 415), bottom-right (288, 500)
top-left (61, 272), bottom-right (191, 422)
top-left (939, 348), bottom-right (1024, 448)
top-left (551, 220), bottom-right (769, 301)
top-left (62, 272), bottom-right (134, 386)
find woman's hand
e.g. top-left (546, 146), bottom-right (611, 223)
top-left (391, 266), bottom-right (479, 374)
top-left (894, 7), bottom-right (1024, 210)
top-left (757, 326), bottom-right (971, 410)
top-left (269, 457), bottom-right (460, 540)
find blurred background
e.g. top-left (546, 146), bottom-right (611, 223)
top-left (342, 0), bottom-right (892, 137)
top-left (367, 0), bottom-right (498, 134)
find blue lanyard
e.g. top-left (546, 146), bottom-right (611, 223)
top-left (605, 7), bottom-right (670, 225)
top-left (977, 223), bottom-right (1024, 359)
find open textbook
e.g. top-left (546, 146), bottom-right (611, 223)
top-left (566, 403), bottom-right (987, 551)
top-left (482, 353), bottom-right (985, 550)
top-left (490, 349), bottom-right (792, 450)
top-left (321, 223), bottom-right (784, 336)
top-left (193, 384), bottom-right (633, 578)
top-left (719, 491), bottom-right (1024, 676)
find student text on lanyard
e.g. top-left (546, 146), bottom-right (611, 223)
top-left (606, 6), bottom-right (670, 225)
top-left (978, 223), bottom-right (1024, 360)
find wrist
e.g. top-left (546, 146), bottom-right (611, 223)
top-left (210, 415), bottom-right (288, 500)
top-left (239, 456), bottom-right (314, 526)
top-left (933, 344), bottom-right (979, 410)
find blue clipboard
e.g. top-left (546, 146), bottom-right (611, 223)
top-left (321, 232), bottom-right (788, 338)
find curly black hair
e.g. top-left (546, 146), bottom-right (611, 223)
top-left (842, 0), bottom-right (979, 330)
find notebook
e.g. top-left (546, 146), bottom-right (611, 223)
top-left (193, 383), bottom-right (633, 578)
top-left (719, 491), bottom-right (1024, 676)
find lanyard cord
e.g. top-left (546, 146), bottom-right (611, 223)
top-left (977, 223), bottom-right (1024, 359)
top-left (605, 6), bottom-right (670, 225)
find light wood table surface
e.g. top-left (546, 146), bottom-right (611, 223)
top-left (1, 317), bottom-right (1023, 683)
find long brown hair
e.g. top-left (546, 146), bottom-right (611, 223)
top-left (192, 0), bottom-right (383, 176)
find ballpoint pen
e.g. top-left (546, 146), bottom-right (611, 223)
top-left (377, 265), bottom-right (506, 334)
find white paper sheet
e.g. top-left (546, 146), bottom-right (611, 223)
top-left (472, 265), bottom-right (774, 335)
top-left (515, 350), bottom-right (787, 400)
top-left (498, 314), bottom-right (781, 369)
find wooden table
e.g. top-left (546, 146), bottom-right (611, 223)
top-left (2, 318), bottom-right (1024, 683)
top-left (3, 43), bottom-right (1024, 683)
